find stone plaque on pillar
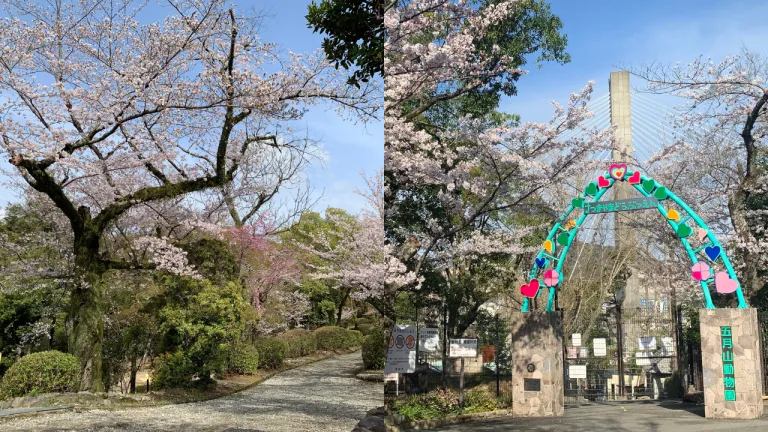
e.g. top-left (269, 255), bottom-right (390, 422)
top-left (699, 308), bottom-right (764, 419)
top-left (510, 311), bottom-right (564, 417)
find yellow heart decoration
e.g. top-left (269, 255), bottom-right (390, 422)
top-left (565, 219), bottom-right (576, 229)
top-left (667, 209), bottom-right (680, 222)
top-left (543, 239), bottom-right (554, 254)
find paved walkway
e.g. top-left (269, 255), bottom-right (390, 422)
top-left (0, 352), bottom-right (380, 432)
top-left (432, 400), bottom-right (768, 431)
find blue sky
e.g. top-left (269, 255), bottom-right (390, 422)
top-left (501, 0), bottom-right (768, 122)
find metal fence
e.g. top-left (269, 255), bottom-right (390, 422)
top-left (561, 308), bottom-right (678, 404)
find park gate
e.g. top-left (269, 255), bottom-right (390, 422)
top-left (513, 165), bottom-right (763, 419)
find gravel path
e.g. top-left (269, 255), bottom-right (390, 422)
top-left (0, 352), bottom-right (380, 432)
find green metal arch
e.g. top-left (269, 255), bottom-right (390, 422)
top-left (521, 167), bottom-right (747, 312)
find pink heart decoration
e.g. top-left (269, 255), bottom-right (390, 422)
top-left (597, 175), bottom-right (610, 189)
top-left (715, 272), bottom-right (738, 294)
top-left (544, 269), bottom-right (560, 287)
top-left (697, 228), bottom-right (708, 241)
top-left (520, 279), bottom-right (540, 298)
top-left (609, 163), bottom-right (627, 180)
top-left (691, 262), bottom-right (710, 281)
top-left (627, 171), bottom-right (641, 185)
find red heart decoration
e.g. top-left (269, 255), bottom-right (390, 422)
top-left (609, 163), bottom-right (627, 180)
top-left (627, 171), bottom-right (641, 185)
top-left (597, 175), bottom-right (610, 189)
top-left (520, 279), bottom-right (540, 298)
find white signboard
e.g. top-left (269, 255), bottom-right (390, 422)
top-left (418, 328), bottom-right (440, 352)
top-left (384, 325), bottom-right (417, 374)
top-left (572, 333), bottom-right (582, 347)
top-left (635, 351), bottom-right (652, 366)
top-left (569, 364), bottom-right (587, 379)
top-left (448, 338), bottom-right (478, 358)
top-left (593, 338), bottom-right (607, 357)
top-left (638, 336), bottom-right (657, 351)
top-left (579, 347), bottom-right (589, 358)
top-left (661, 337), bottom-right (674, 354)
top-left (384, 373), bottom-right (399, 382)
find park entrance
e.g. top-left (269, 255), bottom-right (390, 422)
top-left (514, 163), bottom-right (763, 419)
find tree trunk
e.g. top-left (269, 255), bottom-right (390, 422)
top-left (336, 288), bottom-right (351, 325)
top-left (729, 188), bottom-right (761, 298)
top-left (130, 357), bottom-right (137, 394)
top-left (68, 234), bottom-right (107, 392)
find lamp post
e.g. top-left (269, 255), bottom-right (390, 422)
top-left (604, 286), bottom-right (626, 399)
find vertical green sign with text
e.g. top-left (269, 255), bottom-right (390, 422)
top-left (721, 326), bottom-right (736, 401)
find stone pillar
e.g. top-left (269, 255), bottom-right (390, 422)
top-left (510, 311), bottom-right (564, 417)
top-left (699, 308), bottom-right (764, 419)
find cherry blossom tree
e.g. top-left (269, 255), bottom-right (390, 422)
top-left (630, 48), bottom-right (768, 298)
top-left (384, 0), bottom-right (615, 317)
top-left (0, 0), bottom-right (378, 390)
top-left (299, 170), bottom-right (418, 322)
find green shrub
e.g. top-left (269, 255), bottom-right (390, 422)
top-left (314, 326), bottom-right (363, 350)
top-left (392, 389), bottom-right (460, 421)
top-left (0, 351), bottom-right (80, 397)
top-left (463, 386), bottom-right (500, 413)
top-left (152, 351), bottom-right (196, 388)
top-left (255, 337), bottom-right (287, 369)
top-left (357, 323), bottom-right (374, 335)
top-left (227, 344), bottom-right (259, 375)
top-left (151, 276), bottom-right (247, 387)
top-left (356, 317), bottom-right (374, 327)
top-left (361, 331), bottom-right (386, 370)
top-left (280, 329), bottom-right (317, 358)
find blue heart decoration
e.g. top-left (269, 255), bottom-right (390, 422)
top-left (704, 245), bottom-right (721, 261)
top-left (535, 257), bottom-right (547, 269)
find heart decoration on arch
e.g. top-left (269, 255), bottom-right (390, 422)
top-left (704, 245), bottom-right (721, 261)
top-left (543, 239), bottom-right (554, 254)
top-left (609, 163), bottom-right (627, 180)
top-left (543, 269), bottom-right (560, 287)
top-left (535, 257), bottom-right (547, 269)
top-left (677, 223), bottom-right (692, 238)
top-left (627, 171), bottom-right (641, 185)
top-left (597, 175), bottom-right (611, 189)
top-left (715, 272), bottom-right (738, 294)
top-left (666, 209), bottom-right (680, 222)
top-left (520, 279), bottom-right (540, 298)
top-left (557, 232), bottom-right (571, 246)
top-left (585, 183), bottom-right (598, 195)
top-left (642, 179), bottom-right (656, 194)
top-left (691, 262), bottom-right (710, 281)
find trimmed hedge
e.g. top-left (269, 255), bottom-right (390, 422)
top-left (254, 337), bottom-right (287, 369)
top-left (0, 351), bottom-right (80, 397)
top-left (361, 330), bottom-right (386, 370)
top-left (314, 326), bottom-right (363, 350)
top-left (280, 329), bottom-right (317, 358)
top-left (227, 344), bottom-right (259, 375)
